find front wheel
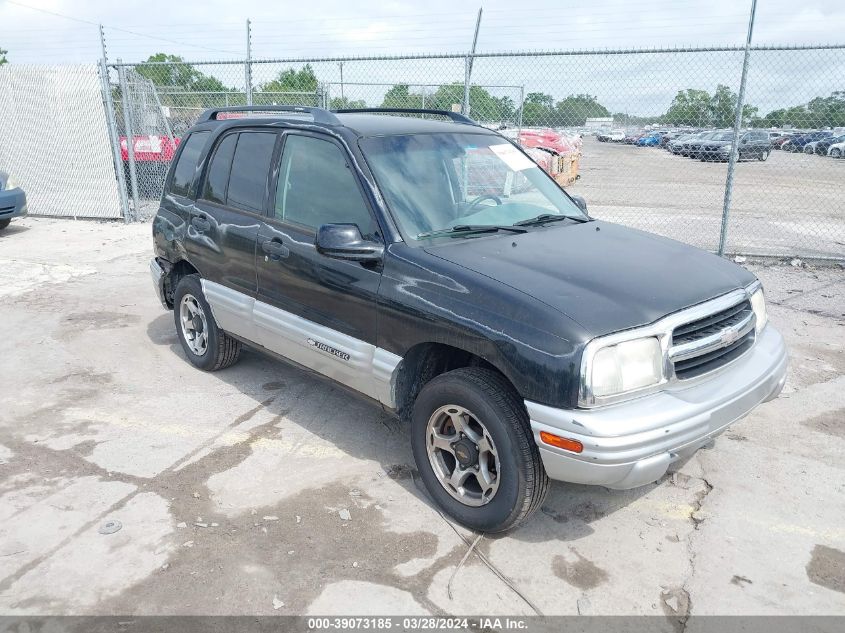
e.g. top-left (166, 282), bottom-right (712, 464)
top-left (173, 274), bottom-right (241, 371)
top-left (759, 150), bottom-right (770, 161)
top-left (831, 148), bottom-right (842, 158)
top-left (411, 367), bottom-right (548, 533)
top-left (0, 219), bottom-right (10, 231)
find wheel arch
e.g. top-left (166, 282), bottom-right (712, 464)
top-left (160, 258), bottom-right (202, 309)
top-left (392, 341), bottom-right (522, 421)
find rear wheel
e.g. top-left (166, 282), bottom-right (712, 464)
top-left (0, 219), bottom-right (10, 231)
top-left (759, 150), bottom-right (770, 161)
top-left (831, 148), bottom-right (842, 158)
top-left (173, 274), bottom-right (241, 371)
top-left (411, 367), bottom-right (548, 533)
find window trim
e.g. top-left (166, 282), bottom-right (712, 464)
top-left (265, 129), bottom-right (383, 240)
top-left (167, 130), bottom-right (211, 199)
top-left (196, 127), bottom-right (280, 217)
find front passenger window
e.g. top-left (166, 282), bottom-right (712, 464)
top-left (275, 135), bottom-right (378, 238)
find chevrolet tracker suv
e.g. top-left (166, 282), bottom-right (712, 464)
top-left (150, 106), bottom-right (788, 532)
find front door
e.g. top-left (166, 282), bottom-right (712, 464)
top-left (254, 131), bottom-right (389, 402)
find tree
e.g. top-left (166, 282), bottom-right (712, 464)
top-left (260, 64), bottom-right (318, 94)
top-left (330, 96), bottom-right (366, 110)
top-left (664, 89), bottom-right (712, 127)
top-left (519, 92), bottom-right (555, 126)
top-left (135, 54), bottom-right (228, 93)
top-left (0, 47), bottom-right (7, 65)
top-left (554, 94), bottom-right (611, 126)
top-left (710, 84), bottom-right (738, 128)
top-left (380, 84), bottom-right (425, 109)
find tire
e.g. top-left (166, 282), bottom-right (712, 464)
top-left (0, 219), bottom-right (10, 230)
top-left (759, 150), bottom-right (769, 161)
top-left (172, 274), bottom-right (241, 371)
top-left (411, 367), bottom-right (548, 533)
top-left (831, 148), bottom-right (842, 158)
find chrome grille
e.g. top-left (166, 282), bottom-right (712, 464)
top-left (670, 299), bottom-right (755, 380)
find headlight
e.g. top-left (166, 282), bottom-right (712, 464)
top-left (750, 287), bottom-right (767, 335)
top-left (721, 144), bottom-right (732, 152)
top-left (584, 337), bottom-right (664, 402)
top-left (4, 175), bottom-right (18, 190)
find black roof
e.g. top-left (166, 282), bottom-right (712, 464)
top-left (193, 106), bottom-right (497, 138)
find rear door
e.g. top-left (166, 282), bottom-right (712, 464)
top-left (253, 131), bottom-right (389, 402)
top-left (189, 129), bottom-right (278, 341)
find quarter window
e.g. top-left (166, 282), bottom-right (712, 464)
top-left (169, 131), bottom-right (209, 197)
top-left (226, 132), bottom-right (277, 213)
top-left (274, 134), bottom-right (377, 237)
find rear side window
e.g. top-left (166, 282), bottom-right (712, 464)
top-left (226, 132), bottom-right (277, 213)
top-left (202, 134), bottom-right (237, 204)
top-left (170, 131), bottom-right (209, 197)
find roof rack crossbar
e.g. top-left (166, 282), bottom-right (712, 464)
top-left (332, 108), bottom-right (475, 124)
top-left (196, 105), bottom-right (342, 125)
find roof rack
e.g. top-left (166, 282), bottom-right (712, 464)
top-left (333, 108), bottom-right (476, 125)
top-left (196, 105), bottom-right (341, 126)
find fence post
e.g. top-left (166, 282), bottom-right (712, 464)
top-left (517, 85), bottom-right (525, 135)
top-left (718, 0), bottom-right (758, 256)
top-left (117, 61), bottom-right (140, 220)
top-left (98, 57), bottom-right (131, 222)
top-left (462, 7), bottom-right (483, 115)
top-left (245, 19), bottom-right (253, 106)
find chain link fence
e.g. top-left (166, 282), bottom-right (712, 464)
top-left (0, 64), bottom-right (123, 218)
top-left (4, 45), bottom-right (844, 260)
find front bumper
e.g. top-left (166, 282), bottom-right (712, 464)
top-left (0, 188), bottom-right (28, 220)
top-left (527, 325), bottom-right (788, 489)
top-left (150, 258), bottom-right (169, 309)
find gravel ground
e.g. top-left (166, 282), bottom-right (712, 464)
top-left (0, 217), bottom-right (843, 617)
top-left (568, 138), bottom-right (845, 259)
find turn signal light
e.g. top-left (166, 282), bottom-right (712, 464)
top-left (539, 431), bottom-right (583, 453)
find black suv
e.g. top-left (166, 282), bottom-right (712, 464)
top-left (151, 106), bottom-right (787, 532)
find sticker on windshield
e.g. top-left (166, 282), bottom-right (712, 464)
top-left (489, 143), bottom-right (535, 171)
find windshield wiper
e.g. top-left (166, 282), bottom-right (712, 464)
top-left (513, 214), bottom-right (590, 227)
top-left (417, 224), bottom-right (528, 239)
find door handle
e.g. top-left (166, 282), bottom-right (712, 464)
top-left (262, 239), bottom-right (289, 260)
top-left (191, 216), bottom-right (211, 232)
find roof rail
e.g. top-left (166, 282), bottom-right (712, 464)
top-left (333, 108), bottom-right (476, 125)
top-left (196, 105), bottom-right (342, 126)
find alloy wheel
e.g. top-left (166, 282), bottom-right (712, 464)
top-left (425, 404), bottom-right (500, 507)
top-left (179, 293), bottom-right (209, 356)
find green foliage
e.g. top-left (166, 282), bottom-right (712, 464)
top-left (330, 96), bottom-right (367, 110)
top-left (0, 46), bottom-right (7, 65)
top-left (259, 64), bottom-right (318, 94)
top-left (519, 93), bottom-right (609, 126)
top-left (135, 54), bottom-right (229, 93)
top-left (664, 88), bottom-right (713, 126)
top-left (380, 84), bottom-right (425, 109)
top-left (753, 91), bottom-right (845, 129)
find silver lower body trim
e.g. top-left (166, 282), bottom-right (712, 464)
top-left (200, 279), bottom-right (401, 407)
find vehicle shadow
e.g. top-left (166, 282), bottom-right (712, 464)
top-left (0, 223), bottom-right (30, 238)
top-left (146, 313), bottom-right (662, 541)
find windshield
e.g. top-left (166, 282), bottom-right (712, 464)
top-left (359, 133), bottom-right (586, 240)
top-left (710, 132), bottom-right (735, 141)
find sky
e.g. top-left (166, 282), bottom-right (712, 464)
top-left (1, 0), bottom-right (844, 117)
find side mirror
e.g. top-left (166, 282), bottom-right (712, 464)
top-left (316, 223), bottom-right (384, 262)
top-left (570, 195), bottom-right (588, 214)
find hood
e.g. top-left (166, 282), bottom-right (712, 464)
top-left (424, 221), bottom-right (756, 337)
top-left (706, 139), bottom-right (733, 146)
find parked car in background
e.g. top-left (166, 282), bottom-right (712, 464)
top-left (772, 134), bottom-right (797, 150)
top-left (150, 105), bottom-right (787, 532)
top-left (827, 140), bottom-right (845, 158)
top-left (635, 132), bottom-right (662, 147)
top-left (0, 171), bottom-right (27, 231)
top-left (783, 131), bottom-right (833, 153)
top-left (668, 131), bottom-right (707, 154)
top-left (622, 131), bottom-right (643, 144)
top-left (813, 134), bottom-right (845, 156)
top-left (597, 129), bottom-right (625, 142)
top-left (682, 131), bottom-right (719, 157)
top-left (698, 130), bottom-right (772, 162)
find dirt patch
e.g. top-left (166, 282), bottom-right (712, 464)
top-left (806, 544), bottom-right (845, 594)
top-left (59, 311), bottom-right (140, 338)
top-left (801, 409), bottom-right (845, 439)
top-left (552, 548), bottom-right (609, 590)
